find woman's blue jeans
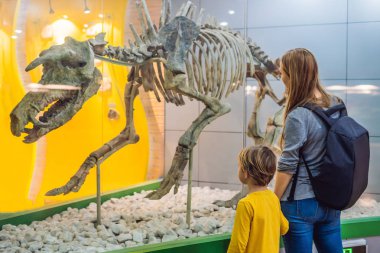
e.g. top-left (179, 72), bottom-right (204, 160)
top-left (281, 198), bottom-right (343, 253)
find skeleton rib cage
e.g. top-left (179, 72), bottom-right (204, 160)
top-left (95, 0), bottom-right (277, 106)
top-left (37, 0), bottom-right (280, 197)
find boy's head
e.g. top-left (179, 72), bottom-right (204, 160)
top-left (238, 145), bottom-right (277, 186)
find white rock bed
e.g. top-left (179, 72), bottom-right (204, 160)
top-left (0, 186), bottom-right (238, 253)
top-left (341, 197), bottom-right (380, 219)
top-left (1, 186), bottom-right (380, 253)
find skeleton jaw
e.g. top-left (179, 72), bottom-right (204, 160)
top-left (10, 87), bottom-right (80, 143)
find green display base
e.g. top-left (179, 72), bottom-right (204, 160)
top-left (1, 180), bottom-right (380, 253)
top-left (0, 180), bottom-right (161, 227)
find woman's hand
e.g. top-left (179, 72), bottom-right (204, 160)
top-left (274, 171), bottom-right (293, 199)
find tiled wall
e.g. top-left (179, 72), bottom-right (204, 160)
top-left (165, 0), bottom-right (380, 197)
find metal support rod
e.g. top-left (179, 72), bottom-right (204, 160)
top-left (242, 0), bottom-right (248, 196)
top-left (186, 148), bottom-right (193, 228)
top-left (96, 161), bottom-right (102, 226)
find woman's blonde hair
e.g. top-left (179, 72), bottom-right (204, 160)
top-left (281, 48), bottom-right (331, 120)
top-left (238, 145), bottom-right (277, 186)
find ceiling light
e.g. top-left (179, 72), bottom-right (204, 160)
top-left (220, 22), bottom-right (228, 26)
top-left (11, 35), bottom-right (18, 39)
top-left (228, 10), bottom-right (235, 15)
top-left (98, 13), bottom-right (104, 18)
top-left (84, 0), bottom-right (91, 14)
top-left (15, 29), bottom-right (22, 34)
top-left (49, 0), bottom-right (55, 14)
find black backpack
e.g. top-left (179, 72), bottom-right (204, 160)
top-left (288, 103), bottom-right (370, 210)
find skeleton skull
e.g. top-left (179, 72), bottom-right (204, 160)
top-left (10, 37), bottom-right (102, 143)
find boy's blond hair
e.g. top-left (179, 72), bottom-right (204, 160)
top-left (238, 145), bottom-right (277, 186)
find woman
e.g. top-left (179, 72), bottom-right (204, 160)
top-left (274, 48), bottom-right (343, 253)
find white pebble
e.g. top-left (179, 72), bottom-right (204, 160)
top-left (1, 185), bottom-right (375, 252)
top-left (116, 233), bottom-right (132, 243)
top-left (162, 234), bottom-right (178, 242)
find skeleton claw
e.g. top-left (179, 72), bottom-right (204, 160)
top-left (146, 165), bottom-right (183, 200)
top-left (45, 175), bottom-right (80, 196)
top-left (147, 145), bottom-right (189, 199)
top-left (45, 188), bottom-right (63, 196)
top-left (45, 164), bottom-right (91, 196)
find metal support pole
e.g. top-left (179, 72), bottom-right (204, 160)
top-left (96, 161), bottom-right (102, 226)
top-left (242, 0), bottom-right (248, 197)
top-left (186, 148), bottom-right (193, 228)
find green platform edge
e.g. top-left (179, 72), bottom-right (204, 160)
top-left (0, 180), bottom-right (161, 227)
top-left (1, 180), bottom-right (380, 253)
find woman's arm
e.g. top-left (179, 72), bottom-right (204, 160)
top-left (276, 109), bottom-right (308, 199)
top-left (274, 171), bottom-right (293, 199)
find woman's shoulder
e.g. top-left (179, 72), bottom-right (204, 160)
top-left (287, 106), bottom-right (312, 120)
top-left (286, 107), bottom-right (316, 131)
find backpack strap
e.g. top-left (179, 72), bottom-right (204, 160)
top-left (287, 148), bottom-right (302, 201)
top-left (287, 154), bottom-right (301, 202)
top-left (300, 102), bottom-right (346, 127)
top-left (301, 154), bottom-right (314, 185)
top-left (287, 153), bottom-right (313, 202)
top-left (325, 103), bottom-right (347, 117)
top-left (301, 103), bottom-right (333, 126)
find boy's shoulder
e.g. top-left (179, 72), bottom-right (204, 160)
top-left (242, 190), bottom-right (278, 203)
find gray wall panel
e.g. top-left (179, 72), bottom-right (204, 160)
top-left (348, 0), bottom-right (380, 22)
top-left (248, 0), bottom-right (347, 28)
top-left (346, 80), bottom-right (380, 136)
top-left (165, 98), bottom-right (200, 131)
top-left (247, 24), bottom-right (347, 80)
top-left (367, 138), bottom-right (380, 194)
top-left (348, 23), bottom-right (380, 80)
top-left (198, 132), bottom-right (243, 185)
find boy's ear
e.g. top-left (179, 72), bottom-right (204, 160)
top-left (242, 169), bottom-right (249, 182)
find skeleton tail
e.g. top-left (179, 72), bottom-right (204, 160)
top-left (247, 40), bottom-right (279, 76)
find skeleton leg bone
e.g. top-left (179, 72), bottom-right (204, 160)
top-left (246, 74), bottom-right (266, 142)
top-left (46, 82), bottom-right (142, 196)
top-left (247, 71), bottom-right (284, 141)
top-left (146, 74), bottom-right (231, 199)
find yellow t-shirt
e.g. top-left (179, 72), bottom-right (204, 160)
top-left (227, 189), bottom-right (289, 253)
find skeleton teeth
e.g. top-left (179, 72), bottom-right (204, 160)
top-left (28, 113), bottom-right (51, 127)
top-left (40, 107), bottom-right (58, 122)
top-left (39, 97), bottom-right (74, 123)
top-left (30, 104), bottom-right (42, 114)
top-left (22, 128), bottom-right (32, 134)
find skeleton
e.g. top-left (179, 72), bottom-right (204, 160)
top-left (10, 0), bottom-right (285, 200)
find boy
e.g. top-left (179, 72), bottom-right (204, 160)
top-left (228, 145), bottom-right (289, 253)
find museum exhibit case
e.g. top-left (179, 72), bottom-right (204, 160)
top-left (0, 0), bottom-right (157, 213)
top-left (1, 0), bottom-right (380, 252)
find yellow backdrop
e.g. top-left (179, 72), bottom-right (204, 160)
top-left (0, 0), bottom-right (149, 212)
